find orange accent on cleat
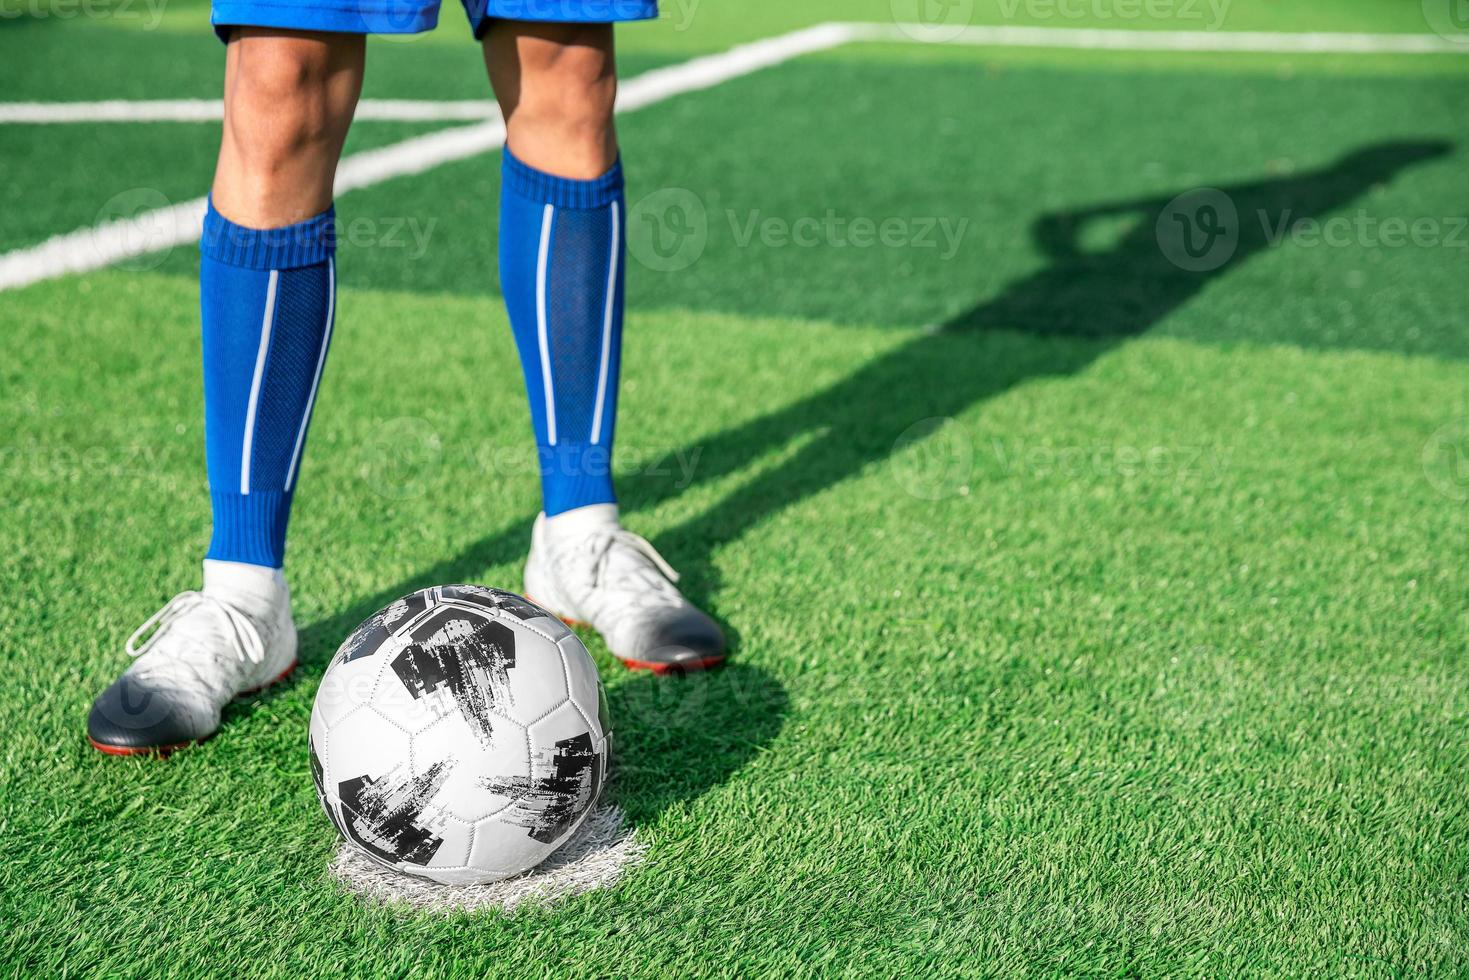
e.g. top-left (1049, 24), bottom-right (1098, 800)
top-left (87, 735), bottom-right (200, 757)
top-left (616, 654), bottom-right (727, 674)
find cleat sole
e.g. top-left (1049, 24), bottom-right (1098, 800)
top-left (87, 735), bottom-right (200, 757)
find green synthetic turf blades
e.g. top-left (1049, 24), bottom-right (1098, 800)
top-left (1, 2), bottom-right (1467, 975)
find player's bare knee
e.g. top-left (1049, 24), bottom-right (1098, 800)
top-left (506, 30), bottom-right (614, 134)
top-left (228, 65), bottom-right (332, 156)
top-left (516, 66), bottom-right (616, 159)
top-left (514, 97), bottom-right (616, 160)
top-left (225, 34), bottom-right (357, 169)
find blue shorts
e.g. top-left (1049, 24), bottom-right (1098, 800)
top-left (212, 0), bottom-right (657, 41)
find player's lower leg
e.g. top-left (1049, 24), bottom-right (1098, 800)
top-left (486, 22), bottom-right (725, 672)
top-left (88, 29), bottom-right (363, 754)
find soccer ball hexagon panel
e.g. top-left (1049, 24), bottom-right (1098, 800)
top-left (310, 585), bottom-right (609, 884)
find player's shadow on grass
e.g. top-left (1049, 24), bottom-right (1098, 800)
top-left (295, 140), bottom-right (1448, 653)
top-left (617, 139), bottom-right (1451, 601)
top-left (602, 663), bottom-right (788, 822)
top-left (271, 140), bottom-right (1443, 807)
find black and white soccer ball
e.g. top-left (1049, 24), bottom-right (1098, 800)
top-left (309, 585), bottom-right (611, 884)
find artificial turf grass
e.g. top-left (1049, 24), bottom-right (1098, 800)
top-left (113, 0), bottom-right (1469, 53)
top-left (0, 47), bottom-right (676, 256)
top-left (129, 55), bottom-right (1467, 360)
top-left (3, 264), bottom-right (1466, 976)
top-left (4, 11), bottom-right (1469, 973)
top-left (12, 12), bottom-right (1467, 347)
top-left (0, 121), bottom-right (464, 255)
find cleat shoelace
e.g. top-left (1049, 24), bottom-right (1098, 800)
top-left (575, 529), bottom-right (687, 616)
top-left (127, 591), bottom-right (267, 666)
top-left (588, 529), bottom-right (680, 586)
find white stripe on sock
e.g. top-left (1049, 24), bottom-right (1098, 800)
top-left (285, 257), bottom-right (334, 492)
top-left (589, 200), bottom-right (620, 445)
top-left (240, 268), bottom-right (278, 495)
top-left (536, 203), bottom-right (558, 446)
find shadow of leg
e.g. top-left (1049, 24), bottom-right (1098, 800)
top-left (608, 662), bottom-right (789, 824)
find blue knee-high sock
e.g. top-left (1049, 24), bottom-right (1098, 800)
top-left (200, 201), bottom-right (337, 568)
top-left (499, 148), bottom-right (625, 517)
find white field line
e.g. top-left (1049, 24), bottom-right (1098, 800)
top-left (1, 21), bottom-right (1462, 126)
top-left (864, 22), bottom-right (1469, 54)
top-left (2, 19), bottom-right (1464, 291)
top-left (0, 22), bottom-right (859, 292)
top-left (0, 99), bottom-right (500, 124)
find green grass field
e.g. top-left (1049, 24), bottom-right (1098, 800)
top-left (3, 1), bottom-right (1469, 975)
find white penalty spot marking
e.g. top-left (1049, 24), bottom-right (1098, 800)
top-left (331, 804), bottom-right (646, 913)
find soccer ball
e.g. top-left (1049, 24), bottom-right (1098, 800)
top-left (309, 585), bottom-right (611, 885)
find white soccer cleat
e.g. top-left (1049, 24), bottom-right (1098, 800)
top-left (87, 560), bottom-right (298, 755)
top-left (524, 505), bottom-right (726, 673)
